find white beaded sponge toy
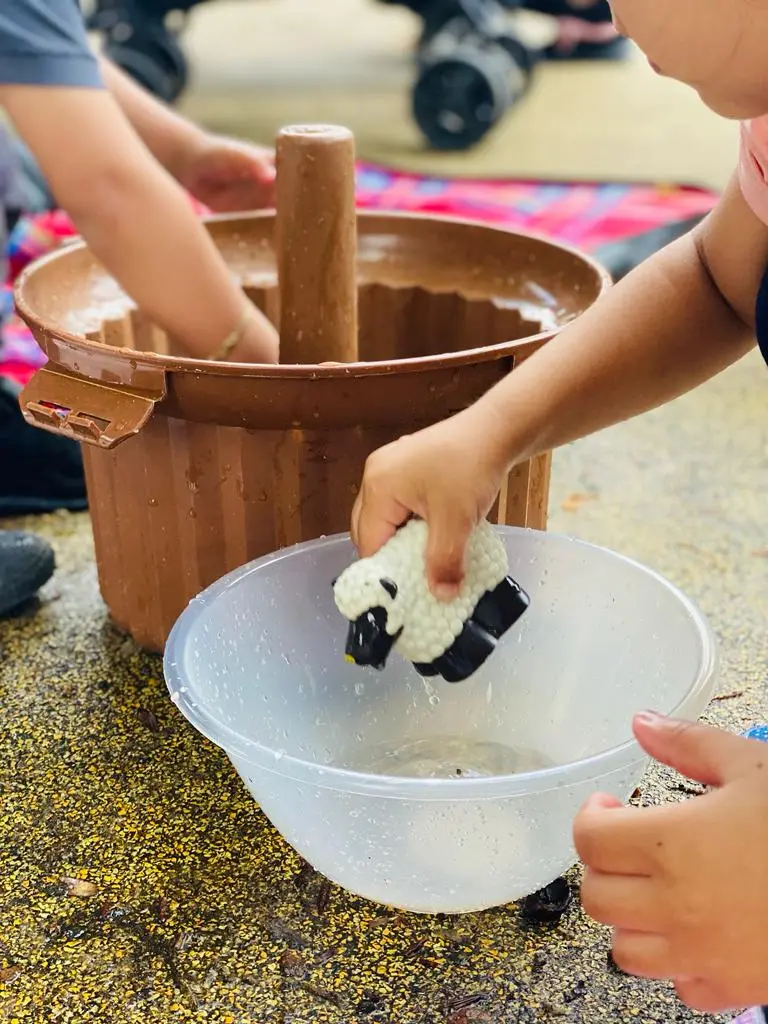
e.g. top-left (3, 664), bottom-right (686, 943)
top-left (332, 519), bottom-right (530, 683)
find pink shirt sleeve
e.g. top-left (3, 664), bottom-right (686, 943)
top-left (739, 117), bottom-right (768, 225)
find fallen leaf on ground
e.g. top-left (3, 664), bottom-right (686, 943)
top-left (279, 950), bottom-right (307, 979)
top-left (137, 708), bottom-right (160, 733)
top-left (299, 983), bottom-right (341, 1007)
top-left (315, 878), bottom-right (332, 914)
top-left (561, 492), bottom-right (598, 513)
top-left (62, 877), bottom-right (98, 898)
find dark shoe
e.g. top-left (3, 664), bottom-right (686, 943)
top-left (0, 530), bottom-right (55, 616)
top-left (0, 376), bottom-right (87, 517)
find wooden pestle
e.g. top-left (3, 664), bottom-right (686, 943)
top-left (275, 125), bottom-right (359, 364)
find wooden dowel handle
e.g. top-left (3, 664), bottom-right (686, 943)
top-left (275, 124), bottom-right (358, 364)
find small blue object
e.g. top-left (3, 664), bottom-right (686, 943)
top-left (743, 725), bottom-right (768, 744)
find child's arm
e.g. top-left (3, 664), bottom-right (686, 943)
top-left (475, 176), bottom-right (766, 461)
top-left (1, 82), bottom-right (278, 362)
top-left (352, 177), bottom-right (768, 595)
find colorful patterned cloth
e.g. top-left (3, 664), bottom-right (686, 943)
top-left (0, 166), bottom-right (718, 385)
top-left (1, 210), bottom-right (76, 384)
top-left (355, 165), bottom-right (718, 250)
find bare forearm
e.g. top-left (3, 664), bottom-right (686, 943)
top-left (71, 161), bottom-right (276, 360)
top-left (474, 232), bottom-right (755, 467)
top-left (2, 84), bottom-right (277, 361)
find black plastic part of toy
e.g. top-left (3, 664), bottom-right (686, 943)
top-left (412, 574), bottom-right (530, 683)
top-left (344, 607), bottom-right (403, 671)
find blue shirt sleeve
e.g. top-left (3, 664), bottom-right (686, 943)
top-left (0, 1), bottom-right (103, 88)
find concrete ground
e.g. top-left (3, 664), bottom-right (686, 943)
top-left (2, 1), bottom-right (768, 1022)
top-left (3, 352), bottom-right (767, 1023)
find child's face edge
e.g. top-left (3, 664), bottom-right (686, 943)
top-left (608, 0), bottom-right (768, 120)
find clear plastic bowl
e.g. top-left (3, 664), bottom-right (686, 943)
top-left (164, 527), bottom-right (717, 914)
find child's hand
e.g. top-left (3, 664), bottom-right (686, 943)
top-left (177, 135), bottom-right (276, 213)
top-left (351, 408), bottom-right (509, 600)
top-left (575, 712), bottom-right (768, 1013)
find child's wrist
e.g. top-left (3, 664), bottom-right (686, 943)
top-left (452, 399), bottom-right (515, 477)
top-left (461, 388), bottom-right (543, 474)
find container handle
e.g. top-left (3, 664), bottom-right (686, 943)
top-left (20, 365), bottom-right (165, 449)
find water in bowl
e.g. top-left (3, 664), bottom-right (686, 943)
top-left (342, 736), bottom-right (555, 779)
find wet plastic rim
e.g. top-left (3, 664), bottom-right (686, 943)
top-left (15, 211), bottom-right (611, 378)
top-left (164, 528), bottom-right (718, 801)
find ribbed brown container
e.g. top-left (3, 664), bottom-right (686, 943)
top-left (16, 204), bottom-right (608, 652)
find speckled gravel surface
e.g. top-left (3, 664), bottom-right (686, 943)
top-left (1, 352), bottom-right (766, 1023)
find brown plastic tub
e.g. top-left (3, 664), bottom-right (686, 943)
top-left (16, 131), bottom-right (609, 652)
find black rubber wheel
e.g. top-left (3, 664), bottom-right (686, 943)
top-left (104, 29), bottom-right (189, 104)
top-left (412, 45), bottom-right (515, 151)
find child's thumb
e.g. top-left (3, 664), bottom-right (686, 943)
top-left (633, 712), bottom-right (745, 787)
top-left (582, 791), bottom-right (624, 812)
top-left (425, 510), bottom-right (474, 602)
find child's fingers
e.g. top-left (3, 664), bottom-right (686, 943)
top-left (612, 929), bottom-right (677, 980)
top-left (674, 976), bottom-right (734, 1015)
top-left (580, 868), bottom-right (659, 932)
top-left (573, 796), bottom-right (656, 877)
top-left (424, 507), bottom-right (474, 601)
top-left (632, 712), bottom-right (752, 787)
top-left (351, 489), bottom-right (406, 558)
top-left (585, 791), bottom-right (623, 811)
